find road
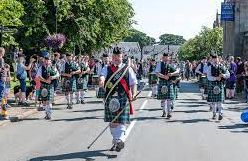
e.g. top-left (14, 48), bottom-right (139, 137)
top-left (0, 81), bottom-right (248, 161)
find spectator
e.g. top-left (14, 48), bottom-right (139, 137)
top-left (16, 54), bottom-right (35, 106)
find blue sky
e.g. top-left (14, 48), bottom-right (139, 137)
top-left (130, 0), bottom-right (223, 40)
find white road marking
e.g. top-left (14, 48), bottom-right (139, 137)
top-left (124, 91), bottom-right (152, 141)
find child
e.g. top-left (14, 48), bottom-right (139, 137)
top-left (4, 64), bottom-right (11, 107)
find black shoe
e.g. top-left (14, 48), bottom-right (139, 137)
top-left (212, 114), bottom-right (216, 120)
top-left (81, 100), bottom-right (85, 104)
top-left (18, 102), bottom-right (23, 106)
top-left (167, 114), bottom-right (172, 119)
top-left (68, 105), bottom-right (73, 109)
top-left (161, 112), bottom-right (166, 117)
top-left (23, 102), bottom-right (30, 107)
top-left (44, 115), bottom-right (51, 120)
top-left (115, 141), bottom-right (125, 152)
top-left (218, 114), bottom-right (223, 121)
top-left (110, 144), bottom-right (116, 151)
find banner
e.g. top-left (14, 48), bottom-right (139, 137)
top-left (221, 3), bottom-right (235, 21)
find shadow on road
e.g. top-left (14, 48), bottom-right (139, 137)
top-left (52, 116), bottom-right (103, 122)
top-left (85, 101), bottom-right (104, 104)
top-left (135, 116), bottom-right (165, 121)
top-left (166, 119), bottom-right (210, 124)
top-left (177, 101), bottom-right (206, 105)
top-left (218, 123), bottom-right (248, 130)
top-left (176, 104), bottom-right (206, 108)
top-left (173, 110), bottom-right (209, 113)
top-left (72, 109), bottom-right (104, 113)
top-left (29, 149), bottom-right (117, 161)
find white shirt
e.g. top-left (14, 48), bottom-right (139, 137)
top-left (100, 63), bottom-right (138, 86)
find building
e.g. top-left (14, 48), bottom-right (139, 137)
top-left (97, 42), bottom-right (141, 60)
top-left (222, 0), bottom-right (248, 58)
top-left (142, 45), bottom-right (181, 61)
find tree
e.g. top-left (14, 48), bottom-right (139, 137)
top-left (123, 29), bottom-right (156, 49)
top-left (159, 33), bottom-right (186, 45)
top-left (0, 0), bottom-right (24, 46)
top-left (15, 0), bottom-right (134, 54)
top-left (178, 27), bottom-right (223, 61)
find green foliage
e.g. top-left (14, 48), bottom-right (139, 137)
top-left (178, 27), bottom-right (223, 61)
top-left (123, 29), bottom-right (156, 48)
top-left (0, 0), bottom-right (24, 47)
top-left (159, 33), bottom-right (186, 45)
top-left (15, 0), bottom-right (134, 54)
top-left (0, 0), bottom-right (24, 26)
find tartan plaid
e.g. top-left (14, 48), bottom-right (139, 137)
top-left (38, 83), bottom-right (54, 101)
top-left (207, 81), bottom-right (225, 102)
top-left (199, 76), bottom-right (207, 88)
top-left (77, 76), bottom-right (88, 90)
top-left (104, 93), bottom-right (130, 124)
top-left (148, 73), bottom-right (158, 85)
top-left (157, 80), bottom-right (174, 100)
top-left (97, 87), bottom-right (105, 98)
top-left (62, 77), bottom-right (77, 93)
top-left (204, 79), bottom-right (209, 95)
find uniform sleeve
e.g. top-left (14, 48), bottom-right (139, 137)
top-left (53, 67), bottom-right (60, 78)
top-left (61, 62), bottom-right (65, 74)
top-left (207, 66), bottom-right (216, 81)
top-left (155, 62), bottom-right (161, 74)
top-left (100, 65), bottom-right (108, 78)
top-left (36, 67), bottom-right (42, 78)
top-left (222, 67), bottom-right (230, 79)
top-left (129, 67), bottom-right (138, 86)
top-left (195, 64), bottom-right (202, 74)
top-left (203, 64), bottom-right (208, 74)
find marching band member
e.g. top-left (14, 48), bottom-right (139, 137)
top-left (61, 53), bottom-right (80, 109)
top-left (195, 57), bottom-right (208, 99)
top-left (76, 55), bottom-right (90, 104)
top-left (99, 47), bottom-right (137, 152)
top-left (155, 53), bottom-right (179, 118)
top-left (148, 58), bottom-right (158, 97)
top-left (207, 55), bottom-right (230, 120)
top-left (37, 52), bottom-right (60, 120)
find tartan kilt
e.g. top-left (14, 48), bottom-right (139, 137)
top-left (62, 77), bottom-right (77, 93)
top-left (77, 77), bottom-right (88, 90)
top-left (97, 87), bottom-right (105, 98)
top-left (207, 81), bottom-right (225, 102)
top-left (104, 95), bottom-right (130, 124)
top-left (148, 73), bottom-right (158, 85)
top-left (157, 80), bottom-right (174, 100)
top-left (204, 79), bottom-right (209, 95)
top-left (38, 83), bottom-right (54, 101)
top-left (199, 76), bottom-right (207, 88)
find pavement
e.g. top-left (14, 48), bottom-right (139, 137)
top-left (0, 81), bottom-right (248, 161)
